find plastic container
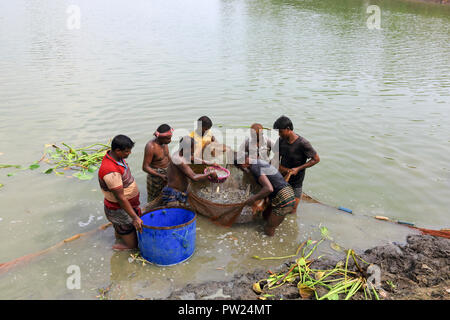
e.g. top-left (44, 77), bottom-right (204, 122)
top-left (138, 206), bottom-right (197, 266)
top-left (204, 165), bottom-right (230, 183)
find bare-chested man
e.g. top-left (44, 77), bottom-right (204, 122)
top-left (161, 136), bottom-right (217, 207)
top-left (142, 124), bottom-right (173, 203)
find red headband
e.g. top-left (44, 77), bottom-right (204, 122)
top-left (154, 128), bottom-right (174, 138)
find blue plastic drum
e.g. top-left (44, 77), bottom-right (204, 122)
top-left (138, 206), bottom-right (197, 266)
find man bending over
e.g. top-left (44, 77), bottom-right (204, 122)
top-left (162, 136), bottom-right (217, 206)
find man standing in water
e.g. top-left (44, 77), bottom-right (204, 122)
top-left (272, 116), bottom-right (320, 214)
top-left (234, 153), bottom-right (296, 236)
top-left (98, 135), bottom-right (143, 250)
top-left (142, 124), bottom-right (173, 203)
top-left (161, 136), bottom-right (217, 206)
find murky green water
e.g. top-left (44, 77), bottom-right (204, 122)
top-left (0, 0), bottom-right (448, 299)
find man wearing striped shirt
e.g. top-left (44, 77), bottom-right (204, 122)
top-left (98, 135), bottom-right (143, 250)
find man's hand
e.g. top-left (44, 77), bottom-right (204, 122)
top-left (244, 197), bottom-right (255, 207)
top-left (133, 216), bottom-right (144, 233)
top-left (208, 171), bottom-right (218, 180)
top-left (290, 167), bottom-right (302, 176)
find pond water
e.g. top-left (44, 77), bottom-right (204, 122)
top-left (0, 0), bottom-right (448, 299)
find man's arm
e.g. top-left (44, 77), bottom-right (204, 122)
top-left (190, 154), bottom-right (218, 167)
top-left (142, 143), bottom-right (167, 180)
top-left (244, 175), bottom-right (273, 206)
top-left (290, 153), bottom-right (320, 175)
top-left (177, 161), bottom-right (217, 182)
top-left (271, 149), bottom-right (290, 175)
top-left (110, 187), bottom-right (143, 233)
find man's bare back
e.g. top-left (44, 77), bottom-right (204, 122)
top-left (167, 152), bottom-right (190, 192)
top-left (167, 151), bottom-right (217, 193)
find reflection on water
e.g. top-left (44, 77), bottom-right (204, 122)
top-left (0, 0), bottom-right (448, 298)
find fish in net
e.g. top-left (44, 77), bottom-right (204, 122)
top-left (187, 164), bottom-right (269, 227)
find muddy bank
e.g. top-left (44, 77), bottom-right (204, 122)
top-left (166, 235), bottom-right (450, 300)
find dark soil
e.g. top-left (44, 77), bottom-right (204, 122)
top-left (166, 235), bottom-right (450, 300)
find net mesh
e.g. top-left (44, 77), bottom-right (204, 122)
top-left (187, 164), bottom-right (269, 227)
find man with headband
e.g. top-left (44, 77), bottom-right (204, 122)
top-left (142, 124), bottom-right (173, 204)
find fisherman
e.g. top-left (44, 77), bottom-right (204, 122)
top-left (98, 135), bottom-right (143, 250)
top-left (161, 136), bottom-right (218, 207)
top-left (142, 124), bottom-right (173, 203)
top-left (190, 115), bottom-right (229, 161)
top-left (272, 116), bottom-right (320, 214)
top-left (234, 153), bottom-right (296, 236)
top-left (239, 123), bottom-right (274, 162)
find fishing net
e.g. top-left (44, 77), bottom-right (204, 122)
top-left (409, 227), bottom-right (450, 239)
top-left (187, 164), bottom-right (269, 227)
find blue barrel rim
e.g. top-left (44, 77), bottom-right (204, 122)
top-left (140, 206), bottom-right (197, 230)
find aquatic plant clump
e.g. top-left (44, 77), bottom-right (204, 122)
top-left (42, 143), bottom-right (110, 180)
top-left (2, 142), bottom-right (110, 182)
top-left (252, 231), bottom-right (382, 300)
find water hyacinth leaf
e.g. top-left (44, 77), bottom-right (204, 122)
top-left (7, 172), bottom-right (15, 177)
top-left (331, 242), bottom-right (343, 252)
top-left (29, 163), bottom-right (40, 170)
top-left (297, 257), bottom-right (306, 267)
top-left (320, 226), bottom-right (330, 239)
top-left (0, 164), bottom-right (21, 169)
top-left (298, 284), bottom-right (315, 299)
top-left (0, 183), bottom-right (3, 188)
top-left (73, 171), bottom-right (93, 180)
top-left (252, 282), bottom-right (263, 294)
top-left (315, 271), bottom-right (325, 280)
top-left (88, 165), bottom-right (98, 173)
top-left (44, 168), bottom-right (53, 174)
top-left (328, 293), bottom-right (340, 300)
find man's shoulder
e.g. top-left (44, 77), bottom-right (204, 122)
top-left (170, 153), bottom-right (187, 166)
top-left (145, 138), bottom-right (158, 149)
top-left (293, 134), bottom-right (312, 147)
top-left (99, 158), bottom-right (122, 179)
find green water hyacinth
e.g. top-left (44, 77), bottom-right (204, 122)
top-left (2, 142), bottom-right (110, 182)
top-left (42, 143), bottom-right (110, 180)
top-left (251, 227), bottom-right (381, 300)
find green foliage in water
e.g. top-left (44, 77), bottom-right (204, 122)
top-left (42, 143), bottom-right (110, 180)
top-left (1, 142), bottom-right (110, 183)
